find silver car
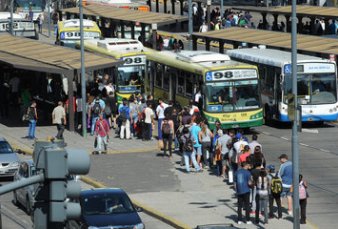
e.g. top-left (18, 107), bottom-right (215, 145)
top-left (13, 160), bottom-right (36, 215)
top-left (0, 137), bottom-right (20, 177)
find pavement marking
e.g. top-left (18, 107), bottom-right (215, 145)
top-left (80, 176), bottom-right (191, 229)
top-left (299, 143), bottom-right (309, 147)
top-left (281, 136), bottom-right (289, 141)
top-left (302, 128), bottom-right (319, 134)
top-left (319, 149), bottom-right (330, 153)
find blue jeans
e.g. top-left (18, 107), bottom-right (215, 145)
top-left (157, 118), bottom-right (163, 140)
top-left (91, 116), bottom-right (99, 135)
top-left (194, 146), bottom-right (202, 156)
top-left (28, 120), bottom-right (36, 138)
top-left (183, 151), bottom-right (200, 172)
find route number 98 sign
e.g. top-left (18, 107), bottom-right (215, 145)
top-left (122, 56), bottom-right (146, 66)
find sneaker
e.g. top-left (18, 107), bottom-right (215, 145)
top-left (246, 221), bottom-right (252, 225)
top-left (237, 221), bottom-right (243, 225)
top-left (288, 211), bottom-right (293, 216)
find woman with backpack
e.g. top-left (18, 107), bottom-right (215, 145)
top-left (267, 164), bottom-right (282, 219)
top-left (299, 174), bottom-right (309, 224)
top-left (161, 116), bottom-right (174, 158)
top-left (180, 127), bottom-right (201, 173)
top-left (255, 168), bottom-right (269, 224)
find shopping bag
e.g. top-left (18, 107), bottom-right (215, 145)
top-left (228, 170), bottom-right (234, 184)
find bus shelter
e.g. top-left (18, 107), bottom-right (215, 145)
top-left (232, 5), bottom-right (338, 34)
top-left (192, 27), bottom-right (338, 58)
top-left (61, 5), bottom-right (187, 42)
top-left (0, 33), bottom-right (122, 131)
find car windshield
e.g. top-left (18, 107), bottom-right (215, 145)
top-left (0, 141), bottom-right (14, 154)
top-left (81, 192), bottom-right (135, 215)
top-left (283, 73), bottom-right (337, 105)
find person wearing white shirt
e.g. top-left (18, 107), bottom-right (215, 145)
top-left (249, 134), bottom-right (262, 154)
top-left (156, 98), bottom-right (168, 140)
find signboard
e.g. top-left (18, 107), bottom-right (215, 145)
top-left (122, 55), bottom-right (145, 66)
top-left (206, 69), bottom-right (257, 81)
top-left (284, 63), bottom-right (335, 74)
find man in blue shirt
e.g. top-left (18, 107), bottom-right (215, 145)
top-left (278, 153), bottom-right (293, 216)
top-left (190, 118), bottom-right (202, 168)
top-left (234, 162), bottom-right (253, 225)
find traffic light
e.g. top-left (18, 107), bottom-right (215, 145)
top-left (33, 140), bottom-right (90, 229)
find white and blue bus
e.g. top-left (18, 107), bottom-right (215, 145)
top-left (227, 47), bottom-right (338, 123)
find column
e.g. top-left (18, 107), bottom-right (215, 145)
top-left (131, 23), bottom-right (135, 40)
top-left (171, 0), bottom-right (176, 14)
top-left (219, 41), bottom-right (224, 54)
top-left (180, 0), bottom-right (184, 15)
top-left (192, 35), bottom-right (198, 50)
top-left (121, 21), bottom-right (125, 38)
top-left (164, 0), bottom-right (168, 13)
top-left (205, 38), bottom-right (210, 51)
top-left (66, 71), bottom-right (75, 132)
top-left (156, 0), bottom-right (159, 12)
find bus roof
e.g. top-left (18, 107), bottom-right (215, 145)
top-left (60, 19), bottom-right (96, 28)
top-left (145, 48), bottom-right (254, 74)
top-left (82, 38), bottom-right (145, 59)
top-left (226, 48), bottom-right (330, 68)
top-left (0, 12), bottom-right (23, 20)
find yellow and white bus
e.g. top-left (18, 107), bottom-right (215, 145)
top-left (81, 38), bottom-right (147, 104)
top-left (56, 19), bottom-right (101, 48)
top-left (145, 49), bottom-right (263, 130)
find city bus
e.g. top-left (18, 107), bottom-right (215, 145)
top-left (79, 38), bottom-right (147, 104)
top-left (56, 19), bottom-right (101, 48)
top-left (227, 47), bottom-right (338, 123)
top-left (145, 49), bottom-right (263, 130)
top-left (0, 12), bottom-right (37, 39)
top-left (14, 0), bottom-right (44, 22)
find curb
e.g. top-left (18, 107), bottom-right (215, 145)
top-left (80, 176), bottom-right (192, 229)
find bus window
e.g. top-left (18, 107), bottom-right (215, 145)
top-left (155, 64), bottom-right (163, 88)
top-left (177, 74), bottom-right (184, 94)
top-left (185, 72), bottom-right (194, 96)
top-left (265, 66), bottom-right (275, 94)
top-left (163, 67), bottom-right (170, 90)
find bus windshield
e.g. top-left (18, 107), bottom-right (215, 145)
top-left (205, 80), bottom-right (260, 112)
top-left (15, 0), bottom-right (43, 10)
top-left (283, 73), bottom-right (337, 105)
top-left (117, 66), bottom-right (144, 94)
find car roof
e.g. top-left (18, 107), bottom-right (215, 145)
top-left (20, 159), bottom-right (34, 166)
top-left (81, 188), bottom-right (127, 196)
top-left (0, 137), bottom-right (8, 142)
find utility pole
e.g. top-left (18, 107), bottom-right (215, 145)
top-left (188, 0), bottom-right (193, 50)
top-left (48, 0), bottom-right (51, 37)
top-left (80, 0), bottom-right (87, 137)
top-left (291, 0), bottom-right (300, 228)
top-left (10, 0), bottom-right (14, 35)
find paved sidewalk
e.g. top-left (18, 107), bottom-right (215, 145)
top-left (0, 124), bottom-right (314, 229)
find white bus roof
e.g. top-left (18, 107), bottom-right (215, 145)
top-left (175, 50), bottom-right (231, 67)
top-left (226, 48), bottom-right (329, 68)
top-left (0, 12), bottom-right (23, 20)
top-left (86, 38), bottom-right (144, 53)
top-left (63, 19), bottom-right (95, 28)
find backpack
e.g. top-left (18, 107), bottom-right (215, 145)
top-left (183, 134), bottom-right (194, 152)
top-left (299, 181), bottom-right (308, 200)
top-left (119, 106), bottom-right (129, 122)
top-left (162, 120), bottom-right (171, 135)
top-left (270, 173), bottom-right (283, 196)
top-left (92, 100), bottom-right (101, 115)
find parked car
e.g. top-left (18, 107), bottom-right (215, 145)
top-left (67, 188), bottom-right (145, 229)
top-left (0, 137), bottom-right (20, 178)
top-left (12, 160), bottom-right (36, 215)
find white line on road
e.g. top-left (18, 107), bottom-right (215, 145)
top-left (299, 143), bottom-right (309, 147)
top-left (320, 149), bottom-right (330, 153)
top-left (302, 128), bottom-right (319, 134)
top-left (262, 132), bottom-right (271, 135)
top-left (281, 137), bottom-right (289, 140)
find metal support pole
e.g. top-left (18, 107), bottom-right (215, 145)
top-left (188, 0), bottom-right (193, 50)
top-left (10, 0), bottom-right (14, 35)
top-left (221, 0), bottom-right (224, 20)
top-left (152, 23), bottom-right (157, 50)
top-left (291, 0), bottom-right (300, 228)
top-left (48, 0), bottom-right (51, 37)
top-left (206, 0), bottom-right (211, 31)
top-left (0, 173), bottom-right (44, 195)
top-left (80, 0), bottom-right (87, 137)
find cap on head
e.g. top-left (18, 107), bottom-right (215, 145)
top-left (278, 154), bottom-right (288, 160)
top-left (235, 133), bottom-right (242, 140)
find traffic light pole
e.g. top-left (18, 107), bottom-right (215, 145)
top-left (0, 173), bottom-right (44, 195)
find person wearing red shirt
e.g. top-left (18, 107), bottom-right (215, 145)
top-left (238, 145), bottom-right (251, 166)
top-left (94, 113), bottom-right (110, 154)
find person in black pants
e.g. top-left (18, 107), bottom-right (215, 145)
top-left (267, 165), bottom-right (282, 219)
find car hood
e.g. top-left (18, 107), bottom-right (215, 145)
top-left (0, 153), bottom-right (19, 164)
top-left (84, 212), bottom-right (142, 227)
